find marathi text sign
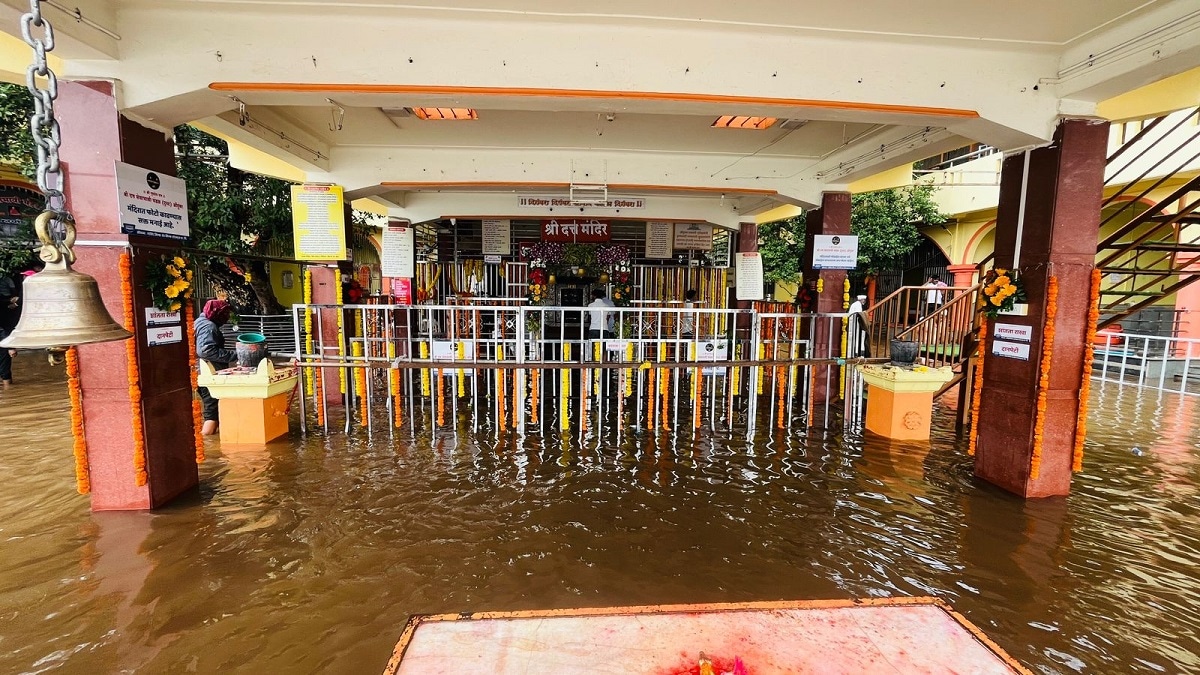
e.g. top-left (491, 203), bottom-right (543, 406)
top-left (735, 252), bottom-right (765, 301)
top-left (674, 223), bottom-right (713, 251)
top-left (541, 219), bottom-right (611, 242)
top-left (645, 221), bottom-right (674, 259)
top-left (993, 322), bottom-right (1033, 342)
top-left (992, 339), bottom-right (1031, 360)
top-left (519, 195), bottom-right (644, 209)
top-left (116, 161), bottom-right (190, 240)
top-left (291, 184), bottom-right (347, 261)
top-left (381, 224), bottom-right (415, 278)
top-left (811, 234), bottom-right (859, 270)
top-left (482, 219), bottom-right (511, 255)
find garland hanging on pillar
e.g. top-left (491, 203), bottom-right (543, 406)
top-left (1073, 269), bottom-right (1102, 472)
top-left (303, 268), bottom-right (314, 396)
top-left (65, 347), bottom-right (91, 494)
top-left (119, 252), bottom-right (148, 487)
top-left (1030, 276), bottom-right (1059, 480)
top-left (184, 304), bottom-right (205, 464)
top-left (967, 317), bottom-right (987, 457)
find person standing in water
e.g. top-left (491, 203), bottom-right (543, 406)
top-left (194, 299), bottom-right (237, 435)
top-left (678, 288), bottom-right (699, 339)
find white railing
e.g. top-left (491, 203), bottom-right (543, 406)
top-left (1093, 331), bottom-right (1200, 396)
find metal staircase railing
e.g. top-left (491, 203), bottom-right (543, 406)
top-left (864, 284), bottom-right (977, 364)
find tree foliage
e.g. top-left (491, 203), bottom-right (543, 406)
top-left (851, 184), bottom-right (947, 273)
top-left (757, 216), bottom-right (806, 284)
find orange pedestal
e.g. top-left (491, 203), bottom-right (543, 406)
top-left (218, 392), bottom-right (291, 445)
top-left (859, 365), bottom-right (953, 440)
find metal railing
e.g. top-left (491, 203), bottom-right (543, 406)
top-left (286, 304), bottom-right (878, 439)
top-left (1093, 331), bottom-right (1200, 396)
top-left (865, 285), bottom-right (975, 363)
top-left (894, 284), bottom-right (981, 369)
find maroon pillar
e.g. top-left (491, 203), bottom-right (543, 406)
top-left (310, 265), bottom-right (344, 405)
top-left (800, 192), bottom-right (852, 403)
top-left (60, 81), bottom-right (198, 510)
top-left (975, 118), bottom-right (1109, 498)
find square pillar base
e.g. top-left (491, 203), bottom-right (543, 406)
top-left (859, 365), bottom-right (954, 441)
top-left (218, 392), bottom-right (291, 444)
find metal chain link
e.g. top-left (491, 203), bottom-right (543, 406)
top-left (20, 0), bottom-right (65, 214)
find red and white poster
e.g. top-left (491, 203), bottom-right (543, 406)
top-left (392, 277), bottom-right (413, 305)
top-left (540, 219), bottom-right (611, 243)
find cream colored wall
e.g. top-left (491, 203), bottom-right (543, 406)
top-left (1097, 66), bottom-right (1200, 122)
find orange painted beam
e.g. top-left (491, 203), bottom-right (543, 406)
top-left (208, 82), bottom-right (980, 119)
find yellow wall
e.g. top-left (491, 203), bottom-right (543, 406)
top-left (847, 164), bottom-right (913, 194)
top-left (1097, 66), bottom-right (1200, 122)
top-left (270, 262), bottom-right (303, 307)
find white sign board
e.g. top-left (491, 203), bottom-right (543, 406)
top-left (735, 252), bottom-right (765, 301)
top-left (992, 339), bottom-right (1031, 360)
top-left (144, 307), bottom-right (181, 326)
top-left (605, 340), bottom-right (629, 352)
top-left (518, 195), bottom-right (645, 209)
top-left (811, 234), bottom-right (859, 270)
top-left (145, 325), bottom-right (182, 347)
top-left (115, 161), bottom-right (189, 240)
top-left (482, 219), bottom-right (511, 255)
top-left (674, 223), bottom-right (713, 251)
top-left (695, 340), bottom-right (729, 362)
top-left (645, 221), bottom-right (674, 259)
top-left (993, 322), bottom-right (1033, 343)
top-left (381, 224), bottom-right (415, 278)
top-left (431, 340), bottom-right (474, 362)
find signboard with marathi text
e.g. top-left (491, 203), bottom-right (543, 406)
top-left (144, 307), bottom-right (181, 327)
top-left (645, 221), bottom-right (674, 259)
top-left (519, 195), bottom-right (645, 210)
top-left (993, 322), bottom-right (1033, 342)
top-left (115, 161), bottom-right (190, 240)
top-left (811, 234), bottom-right (859, 270)
top-left (992, 339), bottom-right (1031, 360)
top-left (291, 184), bottom-right (347, 261)
top-left (146, 325), bottom-right (183, 347)
top-left (674, 223), bottom-right (713, 251)
top-left (381, 224), bottom-right (415, 278)
top-left (541, 219), bottom-right (611, 243)
top-left (735, 252), bottom-right (765, 301)
top-left (392, 277), bottom-right (413, 305)
top-left (482, 219), bottom-right (512, 255)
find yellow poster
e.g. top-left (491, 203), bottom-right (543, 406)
top-left (291, 184), bottom-right (347, 261)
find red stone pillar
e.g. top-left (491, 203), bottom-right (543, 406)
top-left (947, 264), bottom-right (977, 288)
top-left (975, 118), bottom-right (1109, 498)
top-left (59, 81), bottom-right (198, 510)
top-left (801, 192), bottom-right (852, 403)
top-left (309, 265), bottom-right (344, 405)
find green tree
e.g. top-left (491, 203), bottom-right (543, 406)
top-left (851, 184), bottom-right (947, 273)
top-left (757, 215), bottom-right (806, 283)
top-left (0, 82), bottom-right (39, 277)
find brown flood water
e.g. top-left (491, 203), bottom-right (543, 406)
top-left (1, 351), bottom-right (1199, 674)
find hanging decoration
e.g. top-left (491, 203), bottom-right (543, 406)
top-left (144, 254), bottom-right (194, 312)
top-left (119, 252), bottom-right (148, 486)
top-left (65, 347), bottom-right (90, 494)
top-left (967, 318), bottom-right (987, 456)
top-left (1030, 276), bottom-right (1059, 479)
top-left (303, 268), bottom-right (314, 396)
top-left (184, 303), bottom-right (205, 464)
top-left (979, 268), bottom-right (1027, 318)
top-left (1073, 268), bottom-right (1102, 472)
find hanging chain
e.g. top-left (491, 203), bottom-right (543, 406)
top-left (20, 0), bottom-right (65, 214)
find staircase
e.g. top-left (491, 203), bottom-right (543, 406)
top-left (866, 284), bottom-right (980, 365)
top-left (1096, 105), bottom-right (1200, 330)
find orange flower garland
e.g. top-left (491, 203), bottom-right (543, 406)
top-left (65, 347), bottom-right (91, 494)
top-left (119, 252), bottom-right (148, 487)
top-left (647, 367), bottom-right (656, 431)
top-left (391, 368), bottom-right (404, 428)
top-left (775, 365), bottom-right (786, 429)
top-left (660, 367), bottom-right (670, 431)
top-left (184, 304), bottom-right (205, 464)
top-left (967, 317), bottom-right (987, 457)
top-left (313, 367), bottom-right (325, 426)
top-left (1073, 268), bottom-right (1102, 472)
top-left (1030, 275), bottom-right (1059, 480)
top-left (694, 365), bottom-right (704, 430)
top-left (530, 368), bottom-right (539, 425)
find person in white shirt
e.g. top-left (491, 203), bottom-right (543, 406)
top-left (847, 294), bottom-right (870, 357)
top-left (925, 275), bottom-right (946, 319)
top-left (586, 288), bottom-right (616, 339)
top-left (678, 288), bottom-right (698, 338)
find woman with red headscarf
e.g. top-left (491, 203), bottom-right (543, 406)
top-left (195, 299), bottom-right (238, 435)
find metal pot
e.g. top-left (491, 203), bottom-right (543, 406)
top-left (889, 339), bottom-right (919, 366)
top-left (235, 333), bottom-right (268, 368)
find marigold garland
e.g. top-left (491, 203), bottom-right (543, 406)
top-left (304, 269), bottom-right (314, 397)
top-left (694, 364), bottom-right (703, 430)
top-left (1073, 269), bottom-right (1102, 472)
top-left (1030, 276), bottom-right (1059, 480)
top-left (530, 368), bottom-right (539, 425)
top-left (352, 341), bottom-right (368, 427)
top-left (391, 367), bottom-right (404, 428)
top-left (65, 347), bottom-right (91, 494)
top-left (119, 252), bottom-right (148, 487)
top-left (335, 277), bottom-right (346, 394)
top-left (647, 366), bottom-right (656, 431)
top-left (313, 366), bottom-right (325, 426)
top-left (967, 317), bottom-right (987, 457)
top-left (185, 304), bottom-right (205, 464)
top-left (776, 365), bottom-right (787, 429)
top-left (660, 366), bottom-right (670, 431)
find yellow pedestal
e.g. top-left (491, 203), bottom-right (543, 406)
top-left (198, 359), bottom-right (299, 445)
top-left (217, 392), bottom-right (292, 444)
top-left (858, 365), bottom-right (953, 440)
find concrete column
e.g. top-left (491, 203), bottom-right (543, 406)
top-left (59, 81), bottom-right (197, 510)
top-left (947, 264), bottom-right (978, 287)
top-left (801, 192), bottom-right (852, 404)
top-left (734, 221), bottom-right (757, 332)
top-left (309, 264), bottom-right (343, 405)
top-left (975, 118), bottom-right (1110, 498)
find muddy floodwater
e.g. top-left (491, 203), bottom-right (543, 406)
top-left (2, 352), bottom-right (1199, 674)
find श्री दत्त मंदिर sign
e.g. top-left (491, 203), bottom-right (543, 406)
top-left (541, 219), bottom-right (611, 242)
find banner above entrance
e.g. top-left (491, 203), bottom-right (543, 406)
top-left (519, 195), bottom-right (644, 210)
top-left (541, 219), bottom-right (611, 242)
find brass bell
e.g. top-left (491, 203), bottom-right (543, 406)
top-left (0, 212), bottom-right (132, 352)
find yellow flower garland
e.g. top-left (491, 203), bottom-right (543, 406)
top-left (1073, 269), bottom-right (1102, 472)
top-left (119, 252), bottom-right (148, 487)
top-left (967, 317), bottom-right (987, 457)
top-left (65, 347), bottom-right (91, 494)
top-left (530, 368), bottom-right (539, 425)
top-left (1030, 276), bottom-right (1059, 480)
top-left (335, 277), bottom-right (346, 394)
top-left (185, 304), bottom-right (205, 464)
top-left (303, 268), bottom-right (314, 396)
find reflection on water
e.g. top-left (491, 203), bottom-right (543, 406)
top-left (2, 352), bottom-right (1200, 674)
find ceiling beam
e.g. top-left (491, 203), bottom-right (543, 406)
top-left (206, 106), bottom-right (331, 172)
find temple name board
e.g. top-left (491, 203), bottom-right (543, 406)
top-left (541, 219), bottom-right (611, 242)
top-left (519, 195), bottom-right (644, 209)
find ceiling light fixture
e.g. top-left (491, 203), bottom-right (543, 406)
top-left (411, 107), bottom-right (478, 120)
top-left (712, 115), bottom-right (777, 130)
